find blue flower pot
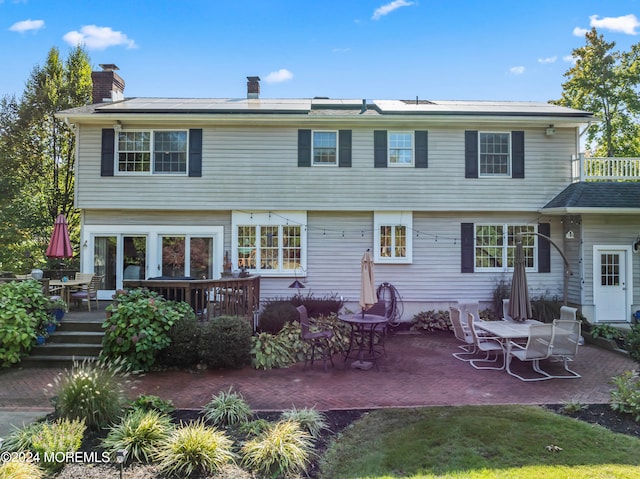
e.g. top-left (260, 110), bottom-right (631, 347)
top-left (53, 309), bottom-right (65, 321)
top-left (36, 335), bottom-right (46, 345)
top-left (46, 324), bottom-right (57, 335)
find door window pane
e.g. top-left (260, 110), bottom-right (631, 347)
top-left (162, 236), bottom-right (186, 277)
top-left (190, 237), bottom-right (213, 279)
top-left (94, 236), bottom-right (117, 290)
top-left (123, 236), bottom-right (146, 280)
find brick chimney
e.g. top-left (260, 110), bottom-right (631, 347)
top-left (91, 64), bottom-right (125, 104)
top-left (247, 76), bottom-right (260, 99)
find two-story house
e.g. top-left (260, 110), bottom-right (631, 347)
top-left (57, 65), bottom-right (639, 324)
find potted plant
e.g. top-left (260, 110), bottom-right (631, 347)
top-left (46, 296), bottom-right (67, 321)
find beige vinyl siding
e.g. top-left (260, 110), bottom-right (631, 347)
top-left (76, 125), bottom-right (575, 213)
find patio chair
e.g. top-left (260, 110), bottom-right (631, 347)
top-left (505, 323), bottom-right (554, 381)
top-left (297, 305), bottom-right (334, 372)
top-left (559, 306), bottom-right (578, 321)
top-left (450, 306), bottom-right (476, 361)
top-left (468, 313), bottom-right (505, 370)
top-left (502, 299), bottom-right (515, 322)
top-left (71, 275), bottom-right (103, 312)
top-left (459, 301), bottom-right (479, 327)
top-left (546, 319), bottom-right (582, 378)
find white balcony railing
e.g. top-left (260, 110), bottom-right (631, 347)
top-left (572, 154), bottom-right (640, 182)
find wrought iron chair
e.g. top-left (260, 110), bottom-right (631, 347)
top-left (505, 323), bottom-right (555, 381)
top-left (297, 305), bottom-right (334, 372)
top-left (366, 300), bottom-right (389, 356)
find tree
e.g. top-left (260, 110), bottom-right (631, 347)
top-left (553, 28), bottom-right (640, 157)
top-left (0, 46), bottom-right (91, 272)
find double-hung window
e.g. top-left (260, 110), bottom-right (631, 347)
top-left (475, 224), bottom-right (536, 271)
top-left (312, 131), bottom-right (337, 165)
top-left (479, 132), bottom-right (510, 176)
top-left (388, 132), bottom-right (413, 166)
top-left (374, 212), bottom-right (413, 263)
top-left (117, 130), bottom-right (188, 174)
top-left (232, 211), bottom-right (306, 275)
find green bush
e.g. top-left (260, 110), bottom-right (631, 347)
top-left (199, 316), bottom-right (253, 369)
top-left (281, 406), bottom-right (329, 439)
top-left (0, 421), bottom-right (45, 453)
top-left (410, 310), bottom-right (452, 332)
top-left (625, 323), bottom-right (640, 362)
top-left (531, 295), bottom-right (563, 323)
top-left (0, 279), bottom-right (50, 367)
top-left (258, 300), bottom-right (298, 334)
top-left (102, 288), bottom-right (184, 371)
top-left (102, 409), bottom-right (173, 464)
top-left (251, 330), bottom-right (297, 370)
top-left (52, 358), bottom-right (128, 429)
top-left (156, 420), bottom-right (236, 477)
top-left (157, 316), bottom-right (201, 368)
top-left (30, 418), bottom-right (86, 473)
top-left (610, 370), bottom-right (640, 421)
top-left (290, 292), bottom-right (345, 318)
top-left (0, 459), bottom-right (45, 479)
top-left (129, 394), bottom-right (176, 414)
top-left (591, 323), bottom-right (626, 341)
top-left (241, 419), bottom-right (314, 478)
top-left (202, 388), bottom-right (253, 427)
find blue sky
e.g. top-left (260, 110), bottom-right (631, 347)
top-left (2, 0), bottom-right (640, 102)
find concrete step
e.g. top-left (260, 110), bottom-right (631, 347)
top-left (21, 355), bottom-right (98, 368)
top-left (29, 343), bottom-right (103, 357)
top-left (57, 319), bottom-right (104, 333)
top-left (47, 331), bottom-right (104, 344)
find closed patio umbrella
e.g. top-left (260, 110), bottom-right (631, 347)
top-left (508, 234), bottom-right (532, 322)
top-left (360, 249), bottom-right (376, 316)
top-left (46, 214), bottom-right (74, 260)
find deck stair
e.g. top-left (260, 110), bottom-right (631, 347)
top-left (21, 306), bottom-right (106, 368)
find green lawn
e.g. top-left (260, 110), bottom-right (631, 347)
top-left (319, 405), bottom-right (640, 479)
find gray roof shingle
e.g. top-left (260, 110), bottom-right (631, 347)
top-left (543, 182), bottom-right (640, 210)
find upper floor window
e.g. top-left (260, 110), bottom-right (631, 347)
top-left (475, 224), bottom-right (536, 271)
top-left (312, 131), bottom-right (337, 166)
top-left (388, 132), bottom-right (413, 166)
top-left (479, 132), bottom-right (510, 176)
top-left (117, 130), bottom-right (187, 174)
top-left (374, 211), bottom-right (413, 263)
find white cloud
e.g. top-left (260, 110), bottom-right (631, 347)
top-left (63, 25), bottom-right (137, 50)
top-left (509, 66), bottom-right (525, 75)
top-left (9, 19), bottom-right (44, 33)
top-left (372, 0), bottom-right (415, 20)
top-left (537, 56), bottom-right (557, 64)
top-left (332, 47), bottom-right (351, 53)
top-left (590, 14), bottom-right (640, 35)
top-left (573, 26), bottom-right (589, 37)
top-left (264, 69), bottom-right (293, 83)
top-left (563, 54), bottom-right (576, 64)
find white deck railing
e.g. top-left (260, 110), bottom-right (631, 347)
top-left (572, 154), bottom-right (640, 182)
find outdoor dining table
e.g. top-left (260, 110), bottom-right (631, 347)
top-left (339, 313), bottom-right (388, 370)
top-left (49, 278), bottom-right (91, 310)
top-left (474, 319), bottom-right (543, 357)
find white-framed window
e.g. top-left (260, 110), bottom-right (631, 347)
top-left (312, 131), bottom-right (337, 166)
top-left (374, 211), bottom-right (413, 263)
top-left (388, 132), bottom-right (413, 166)
top-left (117, 130), bottom-right (188, 174)
top-left (475, 224), bottom-right (536, 271)
top-left (232, 211), bottom-right (307, 276)
top-left (479, 132), bottom-right (510, 176)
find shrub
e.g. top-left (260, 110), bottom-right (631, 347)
top-left (258, 300), bottom-right (298, 333)
top-left (199, 316), bottom-right (253, 369)
top-left (410, 310), bottom-right (452, 332)
top-left (157, 315), bottom-right (201, 368)
top-left (102, 409), bottom-right (173, 464)
top-left (202, 388), bottom-right (253, 427)
top-left (156, 420), bottom-right (235, 477)
top-left (239, 418), bottom-right (271, 438)
top-left (0, 421), bottom-right (45, 453)
top-left (30, 418), bottom-right (86, 473)
top-left (610, 370), bottom-right (640, 421)
top-left (591, 323), bottom-right (626, 341)
top-left (0, 460), bottom-right (44, 479)
top-left (241, 419), bottom-right (314, 478)
top-left (129, 394), bottom-right (176, 414)
top-left (290, 292), bottom-right (345, 318)
top-left (492, 277), bottom-right (511, 316)
top-left (281, 406), bottom-right (329, 438)
top-left (531, 294), bottom-right (563, 323)
top-left (625, 323), bottom-right (640, 362)
top-left (52, 358), bottom-right (128, 429)
top-left (102, 288), bottom-right (183, 371)
top-left (0, 279), bottom-right (50, 367)
top-left (251, 330), bottom-right (297, 370)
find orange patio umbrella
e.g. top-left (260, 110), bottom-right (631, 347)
top-left (46, 214), bottom-right (74, 259)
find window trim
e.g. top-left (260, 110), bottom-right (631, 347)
top-left (388, 131), bottom-right (414, 167)
top-left (231, 211), bottom-right (307, 277)
top-left (312, 130), bottom-right (338, 166)
top-left (478, 131), bottom-right (511, 178)
top-left (373, 211), bottom-right (413, 264)
top-left (474, 223), bottom-right (538, 272)
top-left (115, 128), bottom-right (190, 176)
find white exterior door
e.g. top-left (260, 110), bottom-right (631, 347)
top-left (593, 246), bottom-right (632, 323)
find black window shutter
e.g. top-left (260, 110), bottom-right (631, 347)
top-left (511, 131), bottom-right (525, 178)
top-left (338, 130), bottom-right (352, 167)
top-left (465, 131), bottom-right (478, 178)
top-left (461, 223), bottom-right (475, 273)
top-left (374, 130), bottom-right (387, 168)
top-left (188, 129), bottom-right (203, 177)
top-left (100, 128), bottom-right (115, 177)
top-left (298, 129), bottom-right (311, 167)
top-left (538, 222), bottom-right (551, 273)
top-left (415, 130), bottom-right (428, 168)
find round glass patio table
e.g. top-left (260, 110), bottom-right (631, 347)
top-left (339, 313), bottom-right (388, 371)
